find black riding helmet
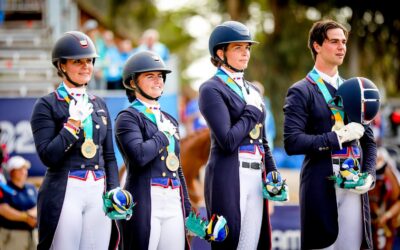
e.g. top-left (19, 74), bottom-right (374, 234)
top-left (52, 31), bottom-right (98, 86)
top-left (122, 51), bottom-right (171, 101)
top-left (208, 21), bottom-right (258, 72)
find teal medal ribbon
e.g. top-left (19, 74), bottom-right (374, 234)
top-left (215, 68), bottom-right (262, 139)
top-left (216, 68), bottom-right (262, 139)
top-left (131, 100), bottom-right (179, 171)
top-left (57, 83), bottom-right (96, 158)
top-left (307, 71), bottom-right (365, 188)
top-left (215, 68), bottom-right (244, 99)
top-left (307, 69), bottom-right (345, 130)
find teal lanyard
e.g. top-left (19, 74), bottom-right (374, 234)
top-left (131, 100), bottom-right (175, 153)
top-left (215, 68), bottom-right (244, 99)
top-left (307, 69), bottom-right (345, 122)
top-left (57, 83), bottom-right (93, 140)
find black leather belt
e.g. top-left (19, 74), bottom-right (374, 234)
top-left (332, 158), bottom-right (347, 165)
top-left (241, 162), bottom-right (261, 170)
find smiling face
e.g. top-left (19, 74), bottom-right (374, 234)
top-left (217, 42), bottom-right (251, 71)
top-left (62, 58), bottom-right (94, 87)
top-left (314, 28), bottom-right (347, 73)
top-left (133, 71), bottom-right (164, 103)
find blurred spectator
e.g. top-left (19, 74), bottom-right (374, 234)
top-left (390, 107), bottom-right (400, 138)
top-left (0, 156), bottom-right (37, 250)
top-left (253, 81), bottom-right (276, 150)
top-left (119, 39), bottom-right (134, 63)
top-left (369, 147), bottom-right (400, 250)
top-left (371, 110), bottom-right (386, 146)
top-left (134, 29), bottom-right (170, 62)
top-left (103, 30), bottom-right (124, 90)
top-left (182, 86), bottom-right (207, 135)
top-left (82, 19), bottom-right (107, 90)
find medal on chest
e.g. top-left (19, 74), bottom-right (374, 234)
top-left (166, 153), bottom-right (179, 171)
top-left (81, 139), bottom-right (97, 159)
top-left (249, 123), bottom-right (262, 139)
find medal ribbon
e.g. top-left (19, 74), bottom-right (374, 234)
top-left (215, 68), bottom-right (244, 99)
top-left (131, 100), bottom-right (175, 154)
top-left (57, 83), bottom-right (93, 140)
top-left (307, 69), bottom-right (345, 123)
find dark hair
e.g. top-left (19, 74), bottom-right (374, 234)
top-left (56, 58), bottom-right (67, 77)
top-left (210, 44), bottom-right (226, 67)
top-left (126, 89), bottom-right (136, 103)
top-left (308, 19), bottom-right (348, 61)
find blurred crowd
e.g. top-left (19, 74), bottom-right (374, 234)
top-left (81, 19), bottom-right (170, 91)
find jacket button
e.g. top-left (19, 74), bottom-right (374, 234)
top-left (258, 139), bottom-right (262, 143)
top-left (81, 164), bottom-right (85, 169)
top-left (161, 156), bottom-right (165, 161)
top-left (250, 139), bottom-right (253, 144)
top-left (173, 173), bottom-right (176, 177)
top-left (95, 165), bottom-right (99, 170)
top-left (162, 172), bottom-right (166, 177)
top-left (318, 147), bottom-right (322, 151)
top-left (96, 124), bottom-right (100, 129)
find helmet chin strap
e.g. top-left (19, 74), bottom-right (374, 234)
top-left (133, 78), bottom-right (161, 101)
top-left (215, 49), bottom-right (244, 73)
top-left (63, 72), bottom-right (87, 87)
top-left (58, 63), bottom-right (87, 87)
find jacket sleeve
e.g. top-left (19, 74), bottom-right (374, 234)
top-left (359, 125), bottom-right (377, 178)
top-left (283, 84), bottom-right (341, 156)
top-left (30, 97), bottom-right (79, 167)
top-left (199, 83), bottom-right (262, 153)
top-left (100, 101), bottom-right (119, 190)
top-left (262, 124), bottom-right (277, 173)
top-left (115, 110), bottom-right (169, 168)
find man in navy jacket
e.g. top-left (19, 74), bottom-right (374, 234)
top-left (283, 20), bottom-right (376, 250)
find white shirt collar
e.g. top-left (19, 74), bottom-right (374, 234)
top-left (313, 67), bottom-right (340, 89)
top-left (62, 82), bottom-right (87, 96)
top-left (136, 97), bottom-right (160, 111)
top-left (220, 66), bottom-right (244, 86)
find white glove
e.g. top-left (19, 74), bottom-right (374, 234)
top-left (348, 174), bottom-right (374, 195)
top-left (334, 122), bottom-right (365, 145)
top-left (158, 118), bottom-right (176, 136)
top-left (243, 87), bottom-right (262, 111)
top-left (69, 99), bottom-right (93, 122)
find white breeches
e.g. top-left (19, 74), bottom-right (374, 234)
top-left (148, 186), bottom-right (185, 250)
top-left (237, 166), bottom-right (264, 250)
top-left (51, 172), bottom-right (111, 250)
top-left (317, 164), bottom-right (363, 250)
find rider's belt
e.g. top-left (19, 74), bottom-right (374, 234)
top-left (241, 162), bottom-right (262, 170)
top-left (151, 177), bottom-right (181, 189)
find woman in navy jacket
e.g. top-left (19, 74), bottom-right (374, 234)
top-left (115, 51), bottom-right (191, 250)
top-left (199, 21), bottom-right (282, 250)
top-left (30, 31), bottom-right (119, 250)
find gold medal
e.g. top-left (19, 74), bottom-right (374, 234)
top-left (331, 120), bottom-right (345, 131)
top-left (249, 123), bottom-right (262, 139)
top-left (81, 139), bottom-right (97, 159)
top-left (166, 153), bottom-right (179, 171)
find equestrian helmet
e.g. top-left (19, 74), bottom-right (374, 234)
top-left (336, 77), bottom-right (381, 125)
top-left (208, 21), bottom-right (258, 58)
top-left (122, 51), bottom-right (171, 90)
top-left (52, 31), bottom-right (98, 68)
